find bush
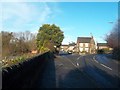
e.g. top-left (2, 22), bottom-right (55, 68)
top-left (97, 49), bottom-right (104, 54)
top-left (103, 48), bottom-right (110, 53)
top-left (81, 51), bottom-right (89, 54)
top-left (112, 48), bottom-right (120, 60)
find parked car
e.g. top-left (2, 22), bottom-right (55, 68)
top-left (68, 51), bottom-right (72, 54)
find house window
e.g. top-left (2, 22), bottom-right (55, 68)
top-left (85, 43), bottom-right (89, 47)
top-left (85, 48), bottom-right (89, 52)
top-left (79, 48), bottom-right (83, 52)
top-left (79, 43), bottom-right (83, 47)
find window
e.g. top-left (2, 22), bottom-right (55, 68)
top-left (79, 43), bottom-right (83, 47)
top-left (85, 43), bottom-right (89, 47)
top-left (79, 48), bottom-right (83, 52)
top-left (85, 48), bottom-right (89, 52)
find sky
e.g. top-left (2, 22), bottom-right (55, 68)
top-left (0, 1), bottom-right (118, 44)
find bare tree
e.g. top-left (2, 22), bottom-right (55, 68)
top-left (106, 19), bottom-right (120, 48)
top-left (105, 19), bottom-right (120, 59)
top-left (1, 31), bottom-right (14, 57)
top-left (1, 31), bottom-right (37, 57)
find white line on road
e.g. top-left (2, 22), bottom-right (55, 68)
top-left (77, 63), bottom-right (79, 66)
top-left (94, 60), bottom-right (99, 63)
top-left (100, 63), bottom-right (112, 71)
top-left (93, 56), bottom-right (112, 71)
top-left (93, 56), bottom-right (96, 60)
top-left (77, 56), bottom-right (81, 60)
top-left (63, 56), bottom-right (78, 68)
top-left (93, 56), bottom-right (99, 63)
top-left (64, 56), bottom-right (100, 88)
top-left (76, 56), bottom-right (81, 66)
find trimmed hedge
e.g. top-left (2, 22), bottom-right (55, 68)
top-left (2, 51), bottom-right (54, 88)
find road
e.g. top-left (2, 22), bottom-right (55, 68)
top-left (36, 53), bottom-right (120, 88)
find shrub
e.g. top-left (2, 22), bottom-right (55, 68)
top-left (112, 48), bottom-right (120, 60)
top-left (97, 49), bottom-right (104, 54)
top-left (81, 51), bottom-right (89, 54)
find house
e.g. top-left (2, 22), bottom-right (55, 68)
top-left (97, 43), bottom-right (113, 51)
top-left (76, 36), bottom-right (96, 54)
top-left (60, 44), bottom-right (69, 52)
top-left (60, 43), bottom-right (77, 53)
top-left (67, 43), bottom-right (77, 52)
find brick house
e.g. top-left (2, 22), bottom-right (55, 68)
top-left (76, 36), bottom-right (96, 54)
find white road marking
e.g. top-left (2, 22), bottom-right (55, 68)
top-left (93, 56), bottom-right (112, 71)
top-left (56, 64), bottom-right (64, 69)
top-left (76, 56), bottom-right (81, 66)
top-left (94, 60), bottom-right (99, 63)
top-left (100, 63), bottom-right (112, 71)
top-left (93, 56), bottom-right (99, 63)
top-left (77, 63), bottom-right (79, 66)
top-left (93, 56), bottom-right (96, 60)
top-left (77, 56), bottom-right (81, 60)
top-left (63, 56), bottom-right (78, 68)
top-left (63, 56), bottom-right (100, 88)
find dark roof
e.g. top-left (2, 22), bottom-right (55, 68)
top-left (97, 43), bottom-right (108, 46)
top-left (77, 37), bottom-right (92, 43)
top-left (61, 44), bottom-right (69, 46)
top-left (69, 43), bottom-right (76, 46)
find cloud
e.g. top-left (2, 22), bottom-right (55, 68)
top-left (1, 2), bottom-right (59, 32)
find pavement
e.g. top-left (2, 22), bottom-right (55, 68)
top-left (36, 53), bottom-right (120, 88)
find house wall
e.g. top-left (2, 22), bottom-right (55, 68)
top-left (98, 46), bottom-right (109, 49)
top-left (79, 43), bottom-right (90, 53)
top-left (77, 38), bottom-right (96, 54)
top-left (68, 46), bottom-right (74, 51)
top-left (98, 46), bottom-right (113, 51)
top-left (60, 46), bottom-right (68, 51)
top-left (89, 38), bottom-right (96, 54)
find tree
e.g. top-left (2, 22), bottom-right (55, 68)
top-left (105, 19), bottom-right (120, 59)
top-left (12, 31), bottom-right (37, 54)
top-left (36, 24), bottom-right (64, 53)
top-left (1, 31), bottom-right (37, 57)
top-left (1, 31), bottom-right (14, 57)
top-left (106, 20), bottom-right (120, 48)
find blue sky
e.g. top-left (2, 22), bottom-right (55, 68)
top-left (1, 2), bottom-right (118, 44)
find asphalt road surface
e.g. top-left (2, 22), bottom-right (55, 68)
top-left (36, 53), bottom-right (120, 88)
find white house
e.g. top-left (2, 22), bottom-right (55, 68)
top-left (76, 36), bottom-right (96, 54)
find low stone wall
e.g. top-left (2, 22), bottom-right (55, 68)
top-left (2, 51), bottom-right (54, 88)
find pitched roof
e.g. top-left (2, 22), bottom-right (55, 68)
top-left (61, 44), bottom-right (69, 46)
top-left (69, 43), bottom-right (76, 46)
top-left (77, 37), bottom-right (92, 43)
top-left (97, 43), bottom-right (108, 46)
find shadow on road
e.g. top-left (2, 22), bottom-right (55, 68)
top-left (35, 54), bottom-right (120, 88)
top-left (36, 54), bottom-right (56, 88)
top-left (59, 53), bottom-right (72, 56)
top-left (62, 64), bottom-right (120, 88)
